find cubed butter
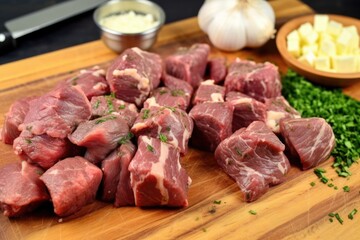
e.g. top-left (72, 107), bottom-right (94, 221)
top-left (314, 14), bottom-right (329, 32)
top-left (337, 29), bottom-right (354, 55)
top-left (287, 29), bottom-right (300, 41)
top-left (302, 44), bottom-right (318, 55)
top-left (287, 39), bottom-right (300, 57)
top-left (314, 56), bottom-right (331, 71)
top-left (332, 55), bottom-right (357, 73)
top-left (298, 22), bottom-right (314, 40)
top-left (327, 20), bottom-right (343, 37)
top-left (298, 51), bottom-right (316, 67)
top-left (318, 38), bottom-right (337, 56)
top-left (303, 31), bottom-right (318, 45)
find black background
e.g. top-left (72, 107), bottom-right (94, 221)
top-left (0, 0), bottom-right (359, 65)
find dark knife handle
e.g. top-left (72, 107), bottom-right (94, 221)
top-left (0, 31), bottom-right (16, 54)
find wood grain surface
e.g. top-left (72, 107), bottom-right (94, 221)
top-left (1, 1), bottom-right (360, 239)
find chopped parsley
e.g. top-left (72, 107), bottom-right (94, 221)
top-left (159, 89), bottom-right (168, 95)
top-left (159, 133), bottom-right (168, 143)
top-left (213, 200), bottom-right (221, 204)
top-left (118, 132), bottom-right (134, 144)
top-left (235, 147), bottom-right (243, 156)
top-left (70, 76), bottom-right (78, 85)
top-left (310, 182), bottom-right (316, 187)
top-left (314, 168), bottom-right (329, 184)
top-left (106, 95), bottom-right (114, 113)
top-left (118, 104), bottom-right (126, 110)
top-left (25, 139), bottom-right (32, 144)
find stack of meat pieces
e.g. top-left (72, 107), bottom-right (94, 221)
top-left (0, 43), bottom-right (336, 219)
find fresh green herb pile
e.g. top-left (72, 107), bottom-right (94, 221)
top-left (282, 70), bottom-right (360, 177)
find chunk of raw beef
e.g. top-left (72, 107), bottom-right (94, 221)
top-left (1, 96), bottom-right (35, 144)
top-left (224, 58), bottom-right (282, 102)
top-left (165, 43), bottom-right (210, 87)
top-left (90, 95), bottom-right (138, 126)
top-left (226, 91), bottom-right (267, 132)
top-left (161, 72), bottom-right (194, 108)
top-left (0, 161), bottom-right (49, 217)
top-left (128, 136), bottom-right (191, 207)
top-left (280, 117), bottom-right (335, 170)
top-left (100, 141), bottom-right (136, 203)
top-left (264, 96), bottom-right (301, 134)
top-left (189, 102), bottom-right (233, 152)
top-left (143, 87), bottom-right (189, 111)
top-left (131, 106), bottom-right (193, 155)
top-left (40, 157), bottom-right (102, 217)
top-left (60, 66), bottom-right (109, 99)
top-left (13, 130), bottom-right (79, 169)
top-left (106, 47), bottom-right (162, 106)
top-left (68, 115), bottom-right (130, 164)
top-left (19, 85), bottom-right (91, 139)
top-left (215, 121), bottom-right (290, 202)
top-left (207, 57), bottom-right (227, 83)
top-left (192, 80), bottom-right (225, 105)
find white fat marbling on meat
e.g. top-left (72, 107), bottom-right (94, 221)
top-left (92, 69), bottom-right (105, 77)
top-left (93, 82), bottom-right (107, 90)
top-left (122, 54), bottom-right (128, 61)
top-left (132, 122), bottom-right (148, 132)
top-left (277, 161), bottom-right (287, 175)
top-left (21, 161), bottom-right (28, 176)
top-left (145, 97), bottom-right (159, 107)
top-left (132, 47), bottom-right (145, 58)
top-left (210, 93), bottom-right (224, 102)
top-left (230, 97), bottom-right (252, 105)
top-left (201, 79), bottom-right (215, 85)
top-left (112, 68), bottom-right (150, 92)
top-left (145, 138), bottom-right (169, 205)
top-left (266, 110), bottom-right (286, 133)
top-left (128, 103), bottom-right (138, 113)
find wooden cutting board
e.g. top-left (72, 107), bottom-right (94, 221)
top-left (1, 1), bottom-right (360, 239)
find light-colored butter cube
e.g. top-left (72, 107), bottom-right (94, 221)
top-left (287, 39), bottom-right (300, 57)
top-left (337, 29), bottom-right (354, 55)
top-left (298, 22), bottom-right (314, 40)
top-left (302, 44), bottom-right (318, 55)
top-left (298, 51), bottom-right (317, 67)
top-left (319, 32), bottom-right (334, 43)
top-left (332, 55), bottom-right (357, 73)
top-left (287, 29), bottom-right (300, 41)
top-left (344, 25), bottom-right (359, 36)
top-left (327, 20), bottom-right (343, 37)
top-left (314, 56), bottom-right (331, 71)
top-left (303, 31), bottom-right (318, 45)
top-left (356, 55), bottom-right (360, 71)
top-left (318, 38), bottom-right (337, 57)
top-left (314, 15), bottom-right (329, 32)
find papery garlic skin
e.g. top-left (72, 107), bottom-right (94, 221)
top-left (198, 0), bottom-right (276, 51)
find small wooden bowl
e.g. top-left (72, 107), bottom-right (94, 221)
top-left (276, 14), bottom-right (360, 87)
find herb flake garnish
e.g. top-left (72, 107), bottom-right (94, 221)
top-left (118, 132), bottom-right (134, 145)
top-left (159, 133), bottom-right (168, 143)
top-left (249, 210), bottom-right (257, 215)
top-left (95, 115), bottom-right (116, 124)
top-left (142, 109), bottom-right (150, 119)
top-left (343, 186), bottom-right (350, 192)
top-left (213, 200), bottom-right (221, 204)
top-left (147, 144), bottom-right (154, 152)
top-left (348, 209), bottom-right (358, 220)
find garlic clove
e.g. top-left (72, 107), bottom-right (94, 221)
top-left (207, 11), bottom-right (246, 51)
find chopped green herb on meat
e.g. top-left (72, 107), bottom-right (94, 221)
top-left (142, 109), bottom-right (150, 119)
top-left (147, 144), bottom-right (154, 152)
top-left (282, 70), bottom-right (360, 178)
top-left (348, 209), bottom-right (358, 220)
top-left (249, 210), bottom-right (257, 215)
top-left (118, 132), bottom-right (134, 144)
top-left (118, 104), bottom-right (126, 110)
top-left (159, 133), bottom-right (168, 143)
top-left (93, 100), bottom-right (101, 109)
top-left (171, 89), bottom-right (185, 97)
top-left (95, 116), bottom-right (116, 124)
top-left (343, 186), bottom-right (350, 192)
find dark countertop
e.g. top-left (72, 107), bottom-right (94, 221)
top-left (0, 0), bottom-right (359, 65)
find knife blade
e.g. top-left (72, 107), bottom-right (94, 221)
top-left (0, 0), bottom-right (107, 54)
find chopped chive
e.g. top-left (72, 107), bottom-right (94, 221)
top-left (159, 89), bottom-right (168, 95)
top-left (159, 133), bottom-right (168, 143)
top-left (328, 212), bottom-right (336, 217)
top-left (328, 183), bottom-right (334, 188)
top-left (93, 100), bottom-right (101, 109)
top-left (106, 96), bottom-right (114, 113)
top-left (334, 213), bottom-right (343, 225)
top-left (235, 147), bottom-right (243, 156)
top-left (171, 89), bottom-right (185, 97)
top-left (213, 200), bottom-right (221, 204)
top-left (329, 218), bottom-right (334, 222)
top-left (348, 209), bottom-right (357, 220)
top-left (118, 132), bottom-right (134, 145)
top-left (310, 182), bottom-right (316, 187)
top-left (25, 139), bottom-right (32, 144)
top-left (118, 104), bottom-right (125, 110)
top-left (142, 109), bottom-right (150, 119)
top-left (70, 76), bottom-right (78, 85)
top-left (249, 210), bottom-right (257, 215)
top-left (147, 144), bottom-right (154, 152)
top-left (95, 116), bottom-right (116, 124)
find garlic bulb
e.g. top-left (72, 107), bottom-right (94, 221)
top-left (198, 0), bottom-right (276, 51)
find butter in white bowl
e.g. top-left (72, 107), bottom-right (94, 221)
top-left (286, 14), bottom-right (360, 73)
